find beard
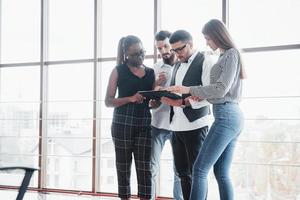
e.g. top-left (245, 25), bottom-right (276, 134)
top-left (162, 53), bottom-right (175, 65)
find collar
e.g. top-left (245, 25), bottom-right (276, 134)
top-left (182, 51), bottom-right (198, 64)
top-left (157, 61), bottom-right (172, 68)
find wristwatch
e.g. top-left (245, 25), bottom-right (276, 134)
top-left (180, 99), bottom-right (186, 108)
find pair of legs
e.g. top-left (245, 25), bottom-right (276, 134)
top-left (172, 126), bottom-right (208, 200)
top-left (112, 123), bottom-right (152, 199)
top-left (190, 103), bottom-right (244, 200)
top-left (150, 126), bottom-right (183, 200)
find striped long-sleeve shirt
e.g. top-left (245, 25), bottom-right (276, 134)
top-left (189, 48), bottom-right (243, 104)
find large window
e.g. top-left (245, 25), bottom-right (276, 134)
top-left (0, 0), bottom-right (300, 199)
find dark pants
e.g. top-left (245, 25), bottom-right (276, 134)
top-left (112, 122), bottom-right (152, 199)
top-left (172, 126), bottom-right (208, 200)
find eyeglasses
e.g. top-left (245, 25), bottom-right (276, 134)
top-left (127, 49), bottom-right (146, 58)
top-left (170, 43), bottom-right (188, 54)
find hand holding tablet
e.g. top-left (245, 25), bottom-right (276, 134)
top-left (138, 90), bottom-right (182, 100)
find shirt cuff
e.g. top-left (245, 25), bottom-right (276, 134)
top-left (188, 99), bottom-right (210, 109)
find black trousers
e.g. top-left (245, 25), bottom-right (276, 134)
top-left (111, 122), bottom-right (152, 199)
top-left (172, 126), bottom-right (208, 200)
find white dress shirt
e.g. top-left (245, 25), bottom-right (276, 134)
top-left (151, 61), bottom-right (173, 130)
top-left (170, 52), bottom-right (214, 131)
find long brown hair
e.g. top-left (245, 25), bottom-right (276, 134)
top-left (116, 35), bottom-right (142, 66)
top-left (202, 19), bottom-right (246, 79)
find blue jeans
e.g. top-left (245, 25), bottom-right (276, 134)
top-left (190, 103), bottom-right (244, 200)
top-left (150, 126), bottom-right (183, 200)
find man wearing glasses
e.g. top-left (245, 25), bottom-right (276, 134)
top-left (161, 30), bottom-right (213, 200)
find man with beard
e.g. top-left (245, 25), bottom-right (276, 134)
top-left (105, 35), bottom-right (155, 200)
top-left (150, 30), bottom-right (183, 200)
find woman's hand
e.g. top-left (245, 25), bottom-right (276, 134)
top-left (129, 93), bottom-right (144, 104)
top-left (186, 95), bottom-right (204, 102)
top-left (167, 85), bottom-right (190, 94)
top-left (154, 85), bottom-right (163, 91)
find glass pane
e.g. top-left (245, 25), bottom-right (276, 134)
top-left (234, 141), bottom-right (300, 165)
top-left (0, 103), bottom-right (39, 118)
top-left (0, 102), bottom-right (39, 137)
top-left (48, 0), bottom-right (94, 61)
top-left (0, 0), bottom-right (40, 63)
top-left (100, 119), bottom-right (112, 139)
top-left (241, 98), bottom-right (300, 120)
top-left (46, 138), bottom-right (92, 156)
top-left (47, 118), bottom-right (93, 137)
top-left (48, 63), bottom-right (93, 101)
top-left (101, 0), bottom-right (154, 57)
top-left (241, 119), bottom-right (300, 143)
top-left (99, 157), bottom-right (117, 193)
top-left (100, 101), bottom-right (113, 120)
top-left (0, 136), bottom-right (38, 153)
top-left (46, 156), bottom-right (92, 190)
top-left (0, 67), bottom-right (40, 101)
top-left (100, 138), bottom-right (114, 157)
top-left (99, 61), bottom-right (115, 100)
top-left (99, 139), bottom-right (119, 193)
top-left (47, 102), bottom-right (93, 120)
top-left (242, 50), bottom-right (300, 97)
top-left (231, 164), bottom-right (300, 199)
top-left (0, 120), bottom-right (39, 138)
top-left (161, 0), bottom-right (221, 51)
top-left (229, 0), bottom-right (300, 47)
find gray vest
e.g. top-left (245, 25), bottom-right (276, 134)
top-left (170, 52), bottom-right (210, 122)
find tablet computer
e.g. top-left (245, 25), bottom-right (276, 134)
top-left (139, 90), bottom-right (182, 100)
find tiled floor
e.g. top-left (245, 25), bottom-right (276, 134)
top-left (0, 190), bottom-right (120, 200)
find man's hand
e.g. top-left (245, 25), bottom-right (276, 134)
top-left (155, 72), bottom-right (167, 86)
top-left (149, 99), bottom-right (161, 108)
